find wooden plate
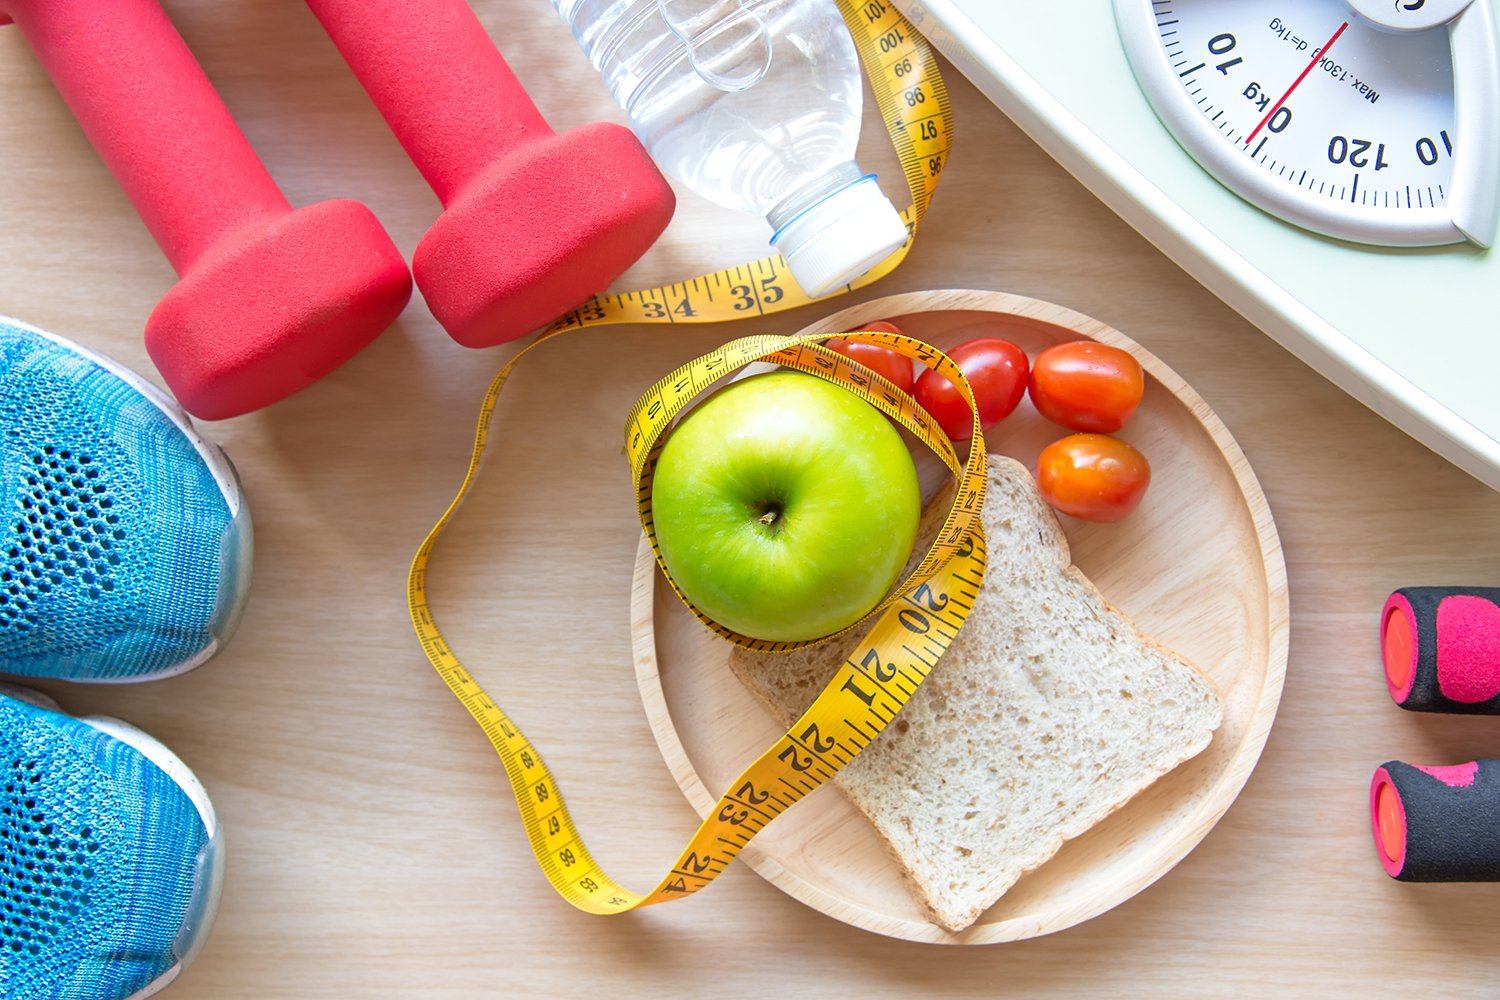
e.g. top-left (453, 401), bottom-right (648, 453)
top-left (630, 289), bottom-right (1289, 943)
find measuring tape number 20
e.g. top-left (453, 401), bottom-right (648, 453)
top-left (407, 4), bottom-right (967, 915)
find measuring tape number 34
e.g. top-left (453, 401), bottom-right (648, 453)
top-left (408, 5), bottom-right (967, 915)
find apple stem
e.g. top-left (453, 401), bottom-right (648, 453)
top-left (759, 511), bottom-right (778, 525)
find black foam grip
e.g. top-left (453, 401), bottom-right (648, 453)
top-left (1385, 586), bottom-right (1500, 714)
top-left (1378, 759), bottom-right (1500, 881)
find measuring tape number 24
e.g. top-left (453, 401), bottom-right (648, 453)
top-left (407, 4), bottom-right (967, 915)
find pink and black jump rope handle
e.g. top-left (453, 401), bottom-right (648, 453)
top-left (1371, 760), bottom-right (1500, 880)
top-left (1382, 587), bottom-right (1500, 712)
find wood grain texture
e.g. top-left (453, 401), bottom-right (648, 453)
top-left (631, 290), bottom-right (1289, 943)
top-left (2, 1), bottom-right (1500, 996)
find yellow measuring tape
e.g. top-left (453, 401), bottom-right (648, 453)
top-left (410, 331), bottom-right (987, 912)
top-left (543, 0), bottom-right (952, 333)
top-left (407, 3), bottom-right (972, 913)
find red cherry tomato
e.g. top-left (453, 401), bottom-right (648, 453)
top-left (913, 337), bottom-right (1029, 441)
top-left (1028, 341), bottom-right (1144, 434)
top-left (1035, 434), bottom-right (1151, 523)
top-left (825, 321), bottom-right (915, 396)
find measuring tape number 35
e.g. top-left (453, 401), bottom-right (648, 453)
top-left (407, 5), bottom-right (965, 915)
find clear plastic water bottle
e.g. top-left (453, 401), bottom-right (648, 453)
top-left (553, 0), bottom-right (909, 297)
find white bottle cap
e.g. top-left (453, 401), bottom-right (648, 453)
top-left (770, 175), bottom-right (909, 298)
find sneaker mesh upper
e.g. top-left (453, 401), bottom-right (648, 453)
top-left (0, 695), bottom-right (206, 999)
top-left (0, 323), bottom-right (233, 680)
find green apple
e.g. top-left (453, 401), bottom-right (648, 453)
top-left (651, 370), bottom-right (921, 642)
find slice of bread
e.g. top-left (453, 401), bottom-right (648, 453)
top-left (728, 455), bottom-right (1223, 932)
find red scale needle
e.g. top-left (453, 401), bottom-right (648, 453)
top-left (1246, 20), bottom-right (1349, 146)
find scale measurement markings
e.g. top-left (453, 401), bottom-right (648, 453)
top-left (1139, 0), bottom-right (1471, 243)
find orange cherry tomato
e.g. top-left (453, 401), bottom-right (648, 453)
top-left (1035, 434), bottom-right (1151, 523)
top-left (913, 337), bottom-right (1030, 441)
top-left (1029, 341), bottom-right (1144, 434)
top-left (825, 321), bottom-right (915, 396)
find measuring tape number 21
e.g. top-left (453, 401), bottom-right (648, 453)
top-left (407, 3), bottom-right (965, 915)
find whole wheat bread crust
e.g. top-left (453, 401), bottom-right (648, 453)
top-left (729, 455), bottom-right (1223, 932)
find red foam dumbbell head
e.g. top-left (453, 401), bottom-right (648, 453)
top-left (414, 123), bottom-right (674, 347)
top-left (146, 200), bottom-right (412, 419)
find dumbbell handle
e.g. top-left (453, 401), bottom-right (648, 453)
top-left (1, 0), bottom-right (291, 275)
top-left (305, 0), bottom-right (553, 207)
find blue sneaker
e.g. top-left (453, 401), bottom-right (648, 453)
top-left (0, 318), bottom-right (251, 682)
top-left (0, 684), bottom-right (223, 999)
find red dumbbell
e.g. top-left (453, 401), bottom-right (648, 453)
top-left (304, 0), bottom-right (676, 348)
top-left (1, 0), bottom-right (412, 419)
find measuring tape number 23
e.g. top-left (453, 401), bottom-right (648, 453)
top-left (407, 6), bottom-right (967, 916)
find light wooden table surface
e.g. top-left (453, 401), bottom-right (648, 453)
top-left (4, 2), bottom-right (1500, 996)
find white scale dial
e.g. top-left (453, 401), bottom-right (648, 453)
top-left (1115, 0), bottom-right (1500, 246)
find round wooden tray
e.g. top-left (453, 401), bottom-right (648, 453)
top-left (630, 289), bottom-right (1289, 943)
